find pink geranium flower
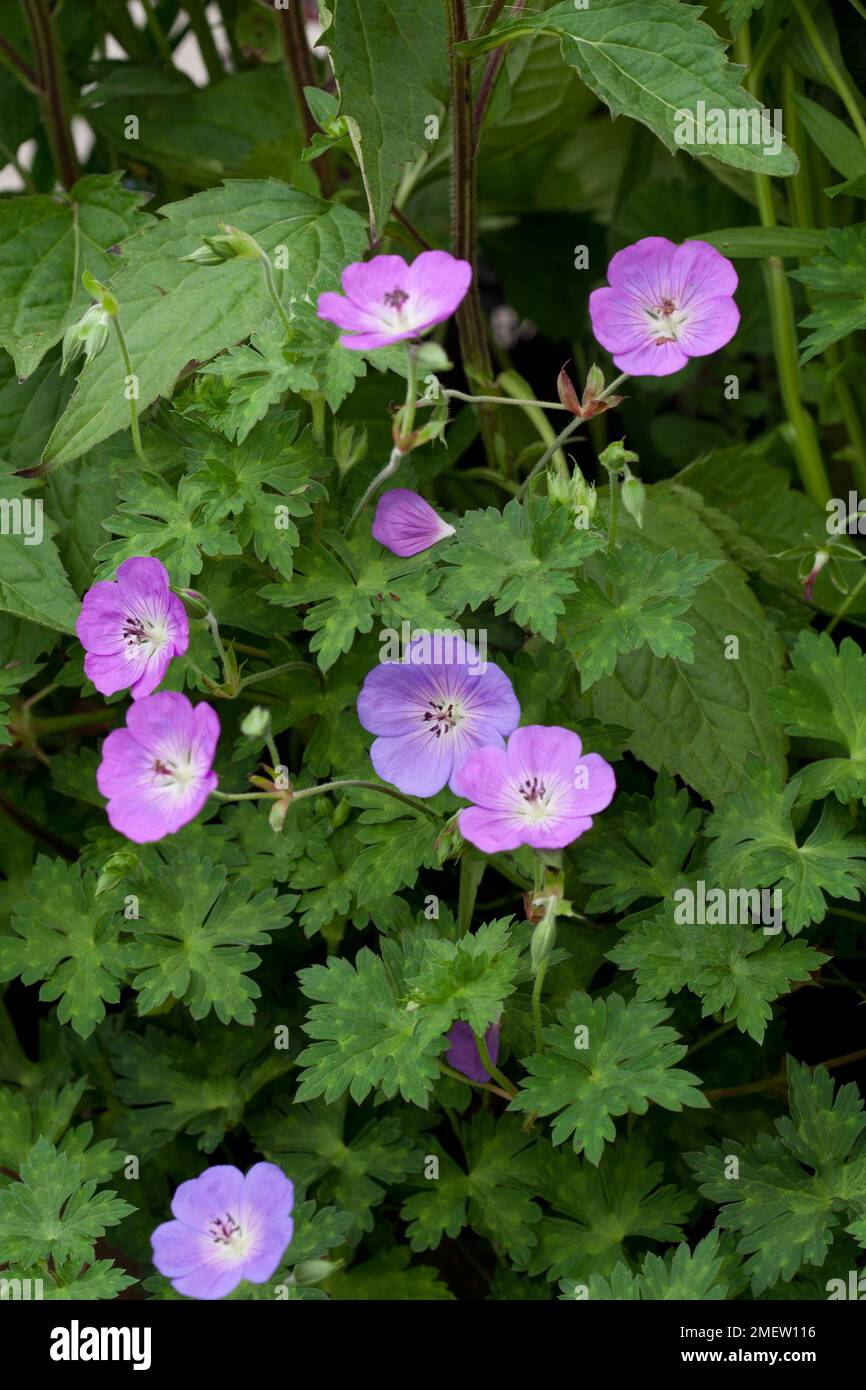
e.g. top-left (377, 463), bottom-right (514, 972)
top-left (372, 489), bottom-right (455, 557)
top-left (316, 250), bottom-right (472, 350)
top-left (589, 237), bottom-right (739, 377)
top-left (151, 1163), bottom-right (294, 1300)
top-left (76, 556), bottom-right (188, 699)
top-left (97, 691), bottom-right (219, 843)
top-left (453, 725), bottom-right (615, 853)
top-left (357, 635), bottom-right (520, 797)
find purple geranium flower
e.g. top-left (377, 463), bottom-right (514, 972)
top-left (357, 635), bottom-right (520, 797)
top-left (97, 690), bottom-right (219, 844)
top-left (76, 556), bottom-right (189, 700)
top-left (316, 250), bottom-right (472, 350)
top-left (372, 489), bottom-right (455, 557)
top-left (151, 1163), bottom-right (294, 1301)
top-left (453, 724), bottom-right (616, 853)
top-left (446, 1020), bottom-right (501, 1084)
top-left (588, 237), bottom-right (739, 377)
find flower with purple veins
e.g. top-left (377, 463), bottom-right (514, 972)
top-left (452, 724), bottom-right (616, 853)
top-left (97, 690), bottom-right (219, 844)
top-left (316, 249), bottom-right (472, 350)
top-left (151, 1163), bottom-right (294, 1300)
top-left (446, 1020), bottom-right (501, 1084)
top-left (356, 635), bottom-right (520, 797)
top-left (76, 556), bottom-right (188, 699)
top-left (588, 237), bottom-right (739, 377)
top-left (372, 488), bottom-right (455, 557)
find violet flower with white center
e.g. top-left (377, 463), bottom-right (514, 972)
top-left (372, 488), bottom-right (455, 557)
top-left (151, 1163), bottom-right (294, 1300)
top-left (445, 1020), bottom-right (501, 1085)
top-left (316, 249), bottom-right (472, 350)
top-left (97, 690), bottom-right (219, 844)
top-left (356, 635), bottom-right (520, 797)
top-left (589, 237), bottom-right (739, 377)
top-left (76, 556), bottom-right (188, 699)
top-left (452, 725), bottom-right (616, 853)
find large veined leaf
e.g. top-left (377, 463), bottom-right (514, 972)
top-left (0, 173), bottom-right (152, 379)
top-left (0, 477), bottom-right (80, 633)
top-left (44, 180), bottom-right (368, 466)
top-left (320, 0), bottom-right (448, 238)
top-left (461, 0), bottom-right (797, 176)
top-left (584, 485), bottom-right (786, 805)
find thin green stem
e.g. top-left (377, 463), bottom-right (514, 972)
top-left (826, 567), bottom-right (866, 636)
top-left (238, 660), bottom-right (317, 690)
top-left (345, 345), bottom-right (418, 531)
top-left (791, 0), bottom-right (866, 155)
top-left (443, 389), bottom-right (568, 410)
top-left (474, 1031), bottom-right (518, 1097)
top-left (517, 416), bottom-right (583, 498)
top-left (289, 779), bottom-right (440, 822)
top-left (530, 961), bottom-right (547, 1055)
top-left (458, 853), bottom-right (486, 935)
top-left (738, 27), bottom-right (831, 506)
top-left (185, 0), bottom-right (226, 81)
top-left (438, 1061), bottom-right (512, 1101)
top-left (111, 317), bottom-right (147, 466)
top-left (260, 254), bottom-right (293, 339)
top-left (607, 470), bottom-right (619, 553)
top-left (140, 0), bottom-right (178, 68)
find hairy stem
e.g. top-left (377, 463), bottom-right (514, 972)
top-left (111, 318), bottom-right (148, 467)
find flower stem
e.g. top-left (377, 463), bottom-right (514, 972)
top-left (473, 1031), bottom-right (518, 1097)
top-left (517, 417), bottom-right (583, 498)
top-left (443, 0), bottom-right (506, 469)
top-left (111, 317), bottom-right (148, 466)
top-left (607, 470), bottom-right (619, 553)
top-left (22, 0), bottom-right (79, 189)
top-left (260, 253), bottom-right (293, 339)
top-left (531, 960), bottom-right (547, 1055)
top-left (238, 660), bottom-right (316, 691)
top-left (738, 27), bottom-right (831, 506)
top-left (458, 852), bottom-right (486, 935)
top-left (438, 1061), bottom-right (512, 1102)
top-left (289, 779), bottom-right (439, 822)
top-left (345, 344), bottom-right (418, 531)
top-left (826, 567), bottom-right (866, 636)
top-left (443, 389), bottom-right (568, 410)
top-left (791, 0), bottom-right (866, 156)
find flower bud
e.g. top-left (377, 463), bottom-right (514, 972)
top-left (530, 912), bottom-right (557, 971)
top-left (331, 798), bottom-right (351, 829)
top-left (620, 471), bottom-right (646, 529)
top-left (802, 548), bottom-right (829, 601)
top-left (269, 797), bottom-right (290, 833)
top-left (60, 304), bottom-right (111, 376)
top-left (95, 848), bottom-right (140, 897)
top-left (241, 706), bottom-right (272, 739)
top-left (293, 1258), bottom-right (343, 1285)
top-left (599, 439), bottom-right (639, 475)
top-left (181, 223), bottom-right (263, 265)
top-left (333, 421), bottom-right (368, 474)
top-left (81, 269), bottom-right (119, 316)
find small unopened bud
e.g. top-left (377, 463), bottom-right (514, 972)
top-left (241, 706), bottom-right (272, 739)
top-left (293, 1258), bottom-right (342, 1285)
top-left (331, 798), bottom-right (351, 829)
top-left (81, 269), bottom-right (119, 316)
top-left (95, 849), bottom-right (139, 897)
top-left (620, 471), bottom-right (646, 529)
top-left (333, 421), bottom-right (368, 473)
top-left (269, 798), bottom-right (290, 833)
top-left (599, 439), bottom-right (639, 475)
top-left (181, 223), bottom-right (263, 264)
top-left (803, 549), bottom-right (830, 601)
top-left (61, 304), bottom-right (111, 375)
top-left (530, 912), bottom-right (557, 971)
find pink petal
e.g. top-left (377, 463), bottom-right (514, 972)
top-left (372, 489), bottom-right (455, 557)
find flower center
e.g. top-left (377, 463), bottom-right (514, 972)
top-left (422, 698), bottom-right (460, 738)
top-left (208, 1211), bottom-right (241, 1245)
top-left (383, 287), bottom-right (409, 311)
top-left (645, 296), bottom-right (688, 345)
top-left (519, 776), bottom-right (546, 804)
top-left (151, 750), bottom-right (199, 788)
top-left (122, 611), bottom-right (170, 654)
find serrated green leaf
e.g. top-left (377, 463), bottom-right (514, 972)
top-left (0, 1137), bottom-right (134, 1267)
top-left (509, 992), bottom-right (708, 1163)
top-left (791, 228), bottom-right (866, 363)
top-left (769, 630), bottom-right (866, 805)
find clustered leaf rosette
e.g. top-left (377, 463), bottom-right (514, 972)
top-left (589, 236), bottom-right (739, 377)
top-left (76, 556), bottom-right (189, 699)
top-left (151, 1163), bottom-right (294, 1300)
top-left (316, 249), bottom-right (472, 350)
top-left (97, 690), bottom-right (219, 844)
top-left (356, 634), bottom-right (520, 796)
top-left (372, 488), bottom-right (455, 557)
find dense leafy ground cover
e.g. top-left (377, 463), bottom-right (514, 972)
top-left (2, 0), bottom-right (866, 1303)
